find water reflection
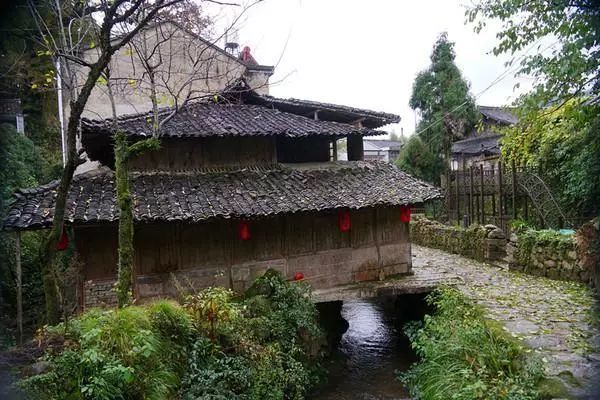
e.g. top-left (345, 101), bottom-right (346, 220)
top-left (312, 299), bottom-right (414, 400)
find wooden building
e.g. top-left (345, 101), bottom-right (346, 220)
top-left (3, 82), bottom-right (440, 308)
top-left (450, 106), bottom-right (518, 170)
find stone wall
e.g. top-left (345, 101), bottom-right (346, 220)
top-left (410, 217), bottom-right (506, 262)
top-left (83, 279), bottom-right (118, 309)
top-left (507, 229), bottom-right (594, 285)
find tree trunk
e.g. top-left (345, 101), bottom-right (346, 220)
top-left (42, 55), bottom-right (109, 324)
top-left (114, 131), bottom-right (135, 307)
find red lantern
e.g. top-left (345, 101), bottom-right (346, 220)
top-left (338, 209), bottom-right (351, 232)
top-left (56, 227), bottom-right (69, 251)
top-left (400, 205), bottom-right (412, 223)
top-left (238, 220), bottom-right (250, 241)
top-left (293, 272), bottom-right (304, 281)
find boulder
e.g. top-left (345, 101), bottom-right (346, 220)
top-left (487, 228), bottom-right (506, 240)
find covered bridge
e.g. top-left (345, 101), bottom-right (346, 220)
top-left (3, 84), bottom-right (440, 308)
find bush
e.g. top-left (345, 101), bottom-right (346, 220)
top-left (399, 287), bottom-right (547, 400)
top-left (19, 270), bottom-right (325, 400)
top-left (182, 269), bottom-right (324, 400)
top-left (19, 302), bottom-right (193, 400)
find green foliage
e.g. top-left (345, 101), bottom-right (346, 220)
top-left (408, 33), bottom-right (479, 183)
top-left (182, 270), bottom-right (324, 400)
top-left (19, 271), bottom-right (325, 400)
top-left (0, 124), bottom-right (47, 346)
top-left (410, 218), bottom-right (488, 261)
top-left (467, 0), bottom-right (600, 108)
top-left (20, 302), bottom-right (193, 400)
top-left (501, 100), bottom-right (600, 218)
top-left (514, 227), bottom-right (575, 268)
top-left (400, 287), bottom-right (546, 400)
top-left (396, 135), bottom-right (440, 183)
top-left (185, 287), bottom-right (240, 339)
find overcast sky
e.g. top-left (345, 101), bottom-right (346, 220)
top-left (211, 0), bottom-right (533, 137)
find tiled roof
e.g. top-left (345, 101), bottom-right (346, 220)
top-left (451, 134), bottom-right (502, 156)
top-left (81, 102), bottom-right (383, 139)
top-left (250, 95), bottom-right (400, 129)
top-left (479, 106), bottom-right (518, 125)
top-left (363, 139), bottom-right (403, 151)
top-left (3, 162), bottom-right (441, 230)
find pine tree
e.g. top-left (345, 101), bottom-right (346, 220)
top-left (401, 33), bottom-right (478, 183)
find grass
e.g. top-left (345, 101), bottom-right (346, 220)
top-left (399, 287), bottom-right (566, 400)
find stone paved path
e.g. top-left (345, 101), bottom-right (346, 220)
top-left (412, 245), bottom-right (600, 399)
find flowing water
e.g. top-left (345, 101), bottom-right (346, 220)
top-left (312, 299), bottom-right (417, 400)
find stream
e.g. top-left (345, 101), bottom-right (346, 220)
top-left (312, 298), bottom-right (420, 400)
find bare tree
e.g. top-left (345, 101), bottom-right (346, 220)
top-left (28, 0), bottom-right (189, 324)
top-left (97, 2), bottom-right (263, 306)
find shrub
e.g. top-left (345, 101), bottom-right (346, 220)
top-left (399, 287), bottom-right (546, 400)
top-left (19, 302), bottom-right (193, 400)
top-left (181, 269), bottom-right (324, 400)
top-left (20, 270), bottom-right (325, 400)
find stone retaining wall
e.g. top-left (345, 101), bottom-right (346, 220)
top-left (507, 229), bottom-right (594, 285)
top-left (410, 217), bottom-right (507, 262)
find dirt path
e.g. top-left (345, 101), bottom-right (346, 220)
top-left (412, 244), bottom-right (600, 399)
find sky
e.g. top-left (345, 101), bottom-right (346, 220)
top-left (209, 0), bottom-right (533, 137)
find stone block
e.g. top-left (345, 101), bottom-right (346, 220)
top-left (487, 228), bottom-right (505, 239)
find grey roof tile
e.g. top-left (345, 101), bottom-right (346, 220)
top-left (3, 162), bottom-right (440, 230)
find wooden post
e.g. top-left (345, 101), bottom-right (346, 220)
top-left (332, 139), bottom-right (338, 161)
top-left (463, 167), bottom-right (468, 226)
top-left (15, 231), bottom-right (23, 345)
top-left (480, 164), bottom-right (485, 225)
top-left (455, 170), bottom-right (460, 225)
top-left (475, 168), bottom-right (480, 224)
top-left (511, 158), bottom-right (517, 221)
top-left (469, 166), bottom-right (474, 225)
top-left (498, 161), bottom-right (504, 231)
top-left (491, 165), bottom-right (496, 223)
top-left (347, 134), bottom-right (364, 161)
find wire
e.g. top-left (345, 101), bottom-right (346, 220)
top-left (413, 39), bottom-right (559, 139)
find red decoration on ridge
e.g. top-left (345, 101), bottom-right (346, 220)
top-left (293, 272), bottom-right (304, 281)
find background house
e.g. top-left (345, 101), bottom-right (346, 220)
top-left (0, 98), bottom-right (25, 133)
top-left (72, 21), bottom-right (274, 120)
top-left (451, 105), bottom-right (518, 170)
top-left (363, 139), bottom-right (403, 162)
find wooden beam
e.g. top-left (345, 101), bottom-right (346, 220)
top-left (351, 117), bottom-right (365, 127)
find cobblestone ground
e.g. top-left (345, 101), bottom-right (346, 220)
top-left (412, 245), bottom-right (600, 399)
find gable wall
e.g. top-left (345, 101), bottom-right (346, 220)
top-left (72, 23), bottom-right (247, 120)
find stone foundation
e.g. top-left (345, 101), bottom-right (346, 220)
top-left (507, 229), bottom-right (593, 285)
top-left (410, 217), bottom-right (506, 263)
top-left (84, 279), bottom-right (118, 308)
top-left (84, 242), bottom-right (411, 307)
